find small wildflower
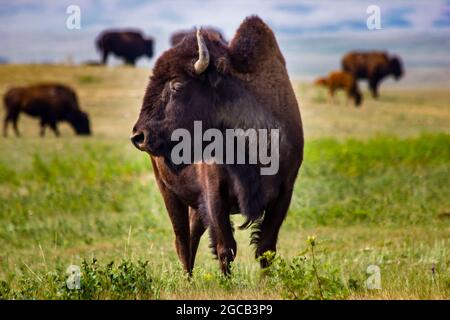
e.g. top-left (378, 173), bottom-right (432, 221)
top-left (203, 272), bottom-right (213, 281)
top-left (306, 235), bottom-right (317, 247)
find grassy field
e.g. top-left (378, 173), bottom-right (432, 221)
top-left (0, 64), bottom-right (449, 299)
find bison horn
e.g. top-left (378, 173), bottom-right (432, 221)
top-left (194, 28), bottom-right (210, 74)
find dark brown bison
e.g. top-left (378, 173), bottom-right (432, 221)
top-left (96, 30), bottom-right (154, 66)
top-left (315, 71), bottom-right (362, 107)
top-left (131, 16), bottom-right (303, 275)
top-left (3, 84), bottom-right (91, 137)
top-left (342, 51), bottom-right (404, 98)
top-left (170, 27), bottom-right (226, 47)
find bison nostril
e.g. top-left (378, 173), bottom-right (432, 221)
top-left (131, 131), bottom-right (146, 150)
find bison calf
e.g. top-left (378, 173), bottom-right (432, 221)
top-left (3, 84), bottom-right (91, 137)
top-left (315, 71), bottom-right (362, 107)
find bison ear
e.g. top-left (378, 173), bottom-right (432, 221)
top-left (228, 16), bottom-right (282, 73)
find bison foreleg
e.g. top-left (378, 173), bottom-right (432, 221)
top-left (328, 89), bottom-right (336, 105)
top-left (188, 207), bottom-right (206, 274)
top-left (4, 111), bottom-right (20, 137)
top-left (3, 114), bottom-right (9, 137)
top-left (199, 167), bottom-right (236, 275)
top-left (39, 119), bottom-right (46, 137)
top-left (102, 50), bottom-right (109, 65)
top-left (11, 114), bottom-right (20, 137)
top-left (369, 79), bottom-right (380, 99)
top-left (208, 207), bottom-right (236, 275)
top-left (49, 122), bottom-right (60, 137)
top-left (204, 205), bottom-right (236, 275)
top-left (158, 182), bottom-right (191, 273)
top-left (254, 186), bottom-right (294, 268)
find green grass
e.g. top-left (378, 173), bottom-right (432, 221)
top-left (291, 134), bottom-right (450, 226)
top-left (0, 65), bottom-right (449, 299)
top-left (0, 134), bottom-right (448, 299)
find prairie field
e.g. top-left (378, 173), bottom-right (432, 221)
top-left (0, 64), bottom-right (449, 299)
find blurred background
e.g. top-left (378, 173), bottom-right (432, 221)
top-left (1, 0), bottom-right (449, 86)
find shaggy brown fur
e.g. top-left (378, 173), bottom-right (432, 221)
top-left (170, 27), bottom-right (226, 47)
top-left (315, 71), bottom-right (362, 107)
top-left (3, 84), bottom-right (91, 137)
top-left (342, 51), bottom-right (404, 98)
top-left (131, 16), bottom-right (303, 275)
top-left (96, 30), bottom-right (154, 66)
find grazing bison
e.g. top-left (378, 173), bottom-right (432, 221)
top-left (315, 71), bottom-right (362, 107)
top-left (96, 30), bottom-right (154, 66)
top-left (170, 27), bottom-right (226, 47)
top-left (342, 51), bottom-right (404, 98)
top-left (3, 84), bottom-right (91, 137)
top-left (131, 16), bottom-right (303, 275)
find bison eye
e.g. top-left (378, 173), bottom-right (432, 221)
top-left (169, 81), bottom-right (183, 92)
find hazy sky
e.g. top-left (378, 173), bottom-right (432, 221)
top-left (0, 0), bottom-right (449, 79)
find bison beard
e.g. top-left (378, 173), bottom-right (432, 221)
top-left (131, 16), bottom-right (304, 275)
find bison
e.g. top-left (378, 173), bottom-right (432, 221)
top-left (131, 16), bottom-right (303, 275)
top-left (96, 30), bottom-right (154, 66)
top-left (170, 27), bottom-right (226, 47)
top-left (315, 71), bottom-right (362, 107)
top-left (3, 84), bottom-right (91, 137)
top-left (342, 51), bottom-right (404, 98)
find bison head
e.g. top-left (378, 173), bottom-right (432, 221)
top-left (389, 56), bottom-right (404, 80)
top-left (3, 87), bottom-right (25, 108)
top-left (314, 77), bottom-right (328, 87)
top-left (131, 16), bottom-right (281, 168)
top-left (68, 110), bottom-right (91, 135)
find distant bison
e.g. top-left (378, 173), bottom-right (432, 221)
top-left (3, 84), bottom-right (91, 137)
top-left (96, 30), bottom-right (154, 66)
top-left (342, 51), bottom-right (404, 98)
top-left (170, 27), bottom-right (226, 47)
top-left (315, 71), bottom-right (362, 107)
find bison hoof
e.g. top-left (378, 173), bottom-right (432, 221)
top-left (218, 248), bottom-right (235, 275)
